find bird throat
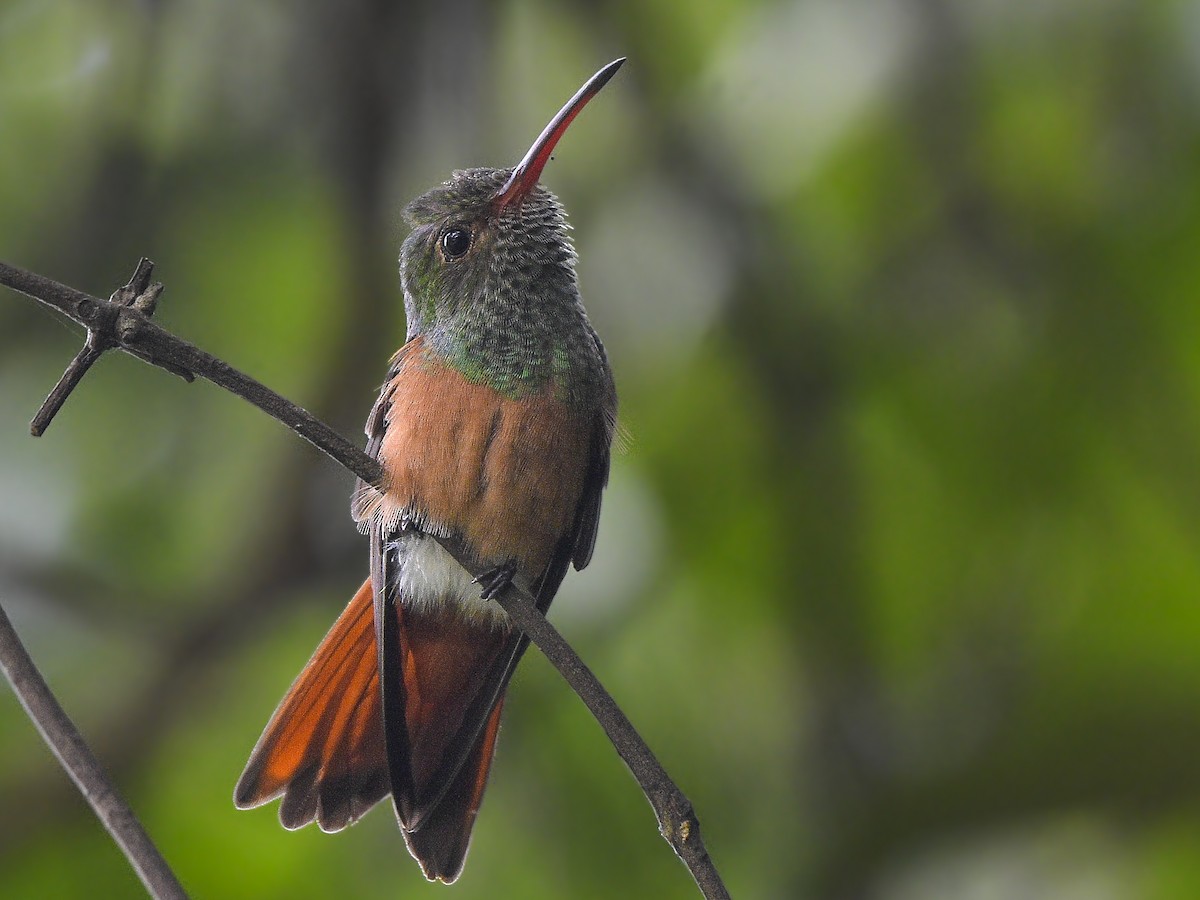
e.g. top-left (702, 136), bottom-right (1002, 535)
top-left (426, 307), bottom-right (581, 402)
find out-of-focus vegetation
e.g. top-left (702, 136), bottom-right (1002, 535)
top-left (3, 0), bottom-right (1200, 897)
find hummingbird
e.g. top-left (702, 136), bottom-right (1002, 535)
top-left (233, 59), bottom-right (623, 883)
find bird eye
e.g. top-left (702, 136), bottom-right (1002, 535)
top-left (441, 227), bottom-right (472, 259)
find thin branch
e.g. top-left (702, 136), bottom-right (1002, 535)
top-left (0, 258), bottom-right (730, 900)
top-left (0, 601), bottom-right (188, 899)
top-left (30, 333), bottom-right (106, 436)
top-left (437, 533), bottom-right (725, 893)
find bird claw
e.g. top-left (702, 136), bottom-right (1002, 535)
top-left (475, 560), bottom-right (517, 601)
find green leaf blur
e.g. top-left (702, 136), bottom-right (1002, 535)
top-left (3, 1), bottom-right (1200, 898)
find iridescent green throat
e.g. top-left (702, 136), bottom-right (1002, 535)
top-left (427, 309), bottom-right (595, 404)
top-left (397, 168), bottom-right (604, 405)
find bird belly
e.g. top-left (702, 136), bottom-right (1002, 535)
top-left (387, 531), bottom-right (509, 628)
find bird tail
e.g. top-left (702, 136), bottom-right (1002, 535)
top-left (234, 577), bottom-right (516, 883)
top-left (403, 695), bottom-right (505, 882)
top-left (233, 579), bottom-right (390, 832)
top-left (379, 594), bottom-right (518, 883)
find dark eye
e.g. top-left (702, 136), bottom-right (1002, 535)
top-left (441, 227), bottom-right (471, 259)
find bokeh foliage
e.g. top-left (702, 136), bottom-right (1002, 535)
top-left (3, 0), bottom-right (1200, 897)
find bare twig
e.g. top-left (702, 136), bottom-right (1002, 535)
top-left (24, 258), bottom-right (190, 437)
top-left (29, 333), bottom-right (106, 436)
top-left (0, 601), bottom-right (188, 899)
top-left (0, 258), bottom-right (730, 900)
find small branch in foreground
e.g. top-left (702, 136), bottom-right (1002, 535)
top-left (0, 258), bottom-right (730, 900)
top-left (0, 601), bottom-right (188, 900)
top-left (24, 258), bottom-right (190, 436)
top-left (30, 333), bottom-right (106, 436)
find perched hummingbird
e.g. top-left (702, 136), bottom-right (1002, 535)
top-left (233, 59), bottom-right (623, 883)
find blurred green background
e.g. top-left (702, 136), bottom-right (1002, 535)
top-left (3, 0), bottom-right (1200, 897)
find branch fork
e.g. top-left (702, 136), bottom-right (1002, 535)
top-left (29, 258), bottom-right (191, 437)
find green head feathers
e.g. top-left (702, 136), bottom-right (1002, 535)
top-left (398, 167), bottom-right (595, 400)
top-left (395, 59), bottom-right (624, 403)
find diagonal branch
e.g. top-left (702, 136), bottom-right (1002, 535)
top-left (0, 600), bottom-right (187, 900)
top-left (0, 258), bottom-right (730, 900)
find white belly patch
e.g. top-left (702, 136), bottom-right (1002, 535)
top-left (387, 533), bottom-right (512, 629)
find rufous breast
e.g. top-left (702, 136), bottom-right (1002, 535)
top-left (370, 337), bottom-right (592, 576)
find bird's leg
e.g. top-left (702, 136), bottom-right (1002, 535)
top-left (475, 559), bottom-right (517, 601)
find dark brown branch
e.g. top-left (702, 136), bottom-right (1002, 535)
top-left (23, 258), bottom-right (191, 436)
top-left (436, 537), bottom-right (725, 895)
top-left (0, 601), bottom-right (188, 899)
top-left (30, 334), bottom-right (105, 436)
top-left (0, 258), bottom-right (730, 900)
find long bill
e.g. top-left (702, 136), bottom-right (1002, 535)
top-left (493, 57), bottom-right (626, 214)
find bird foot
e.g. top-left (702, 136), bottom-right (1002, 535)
top-left (474, 560), bottom-right (517, 601)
